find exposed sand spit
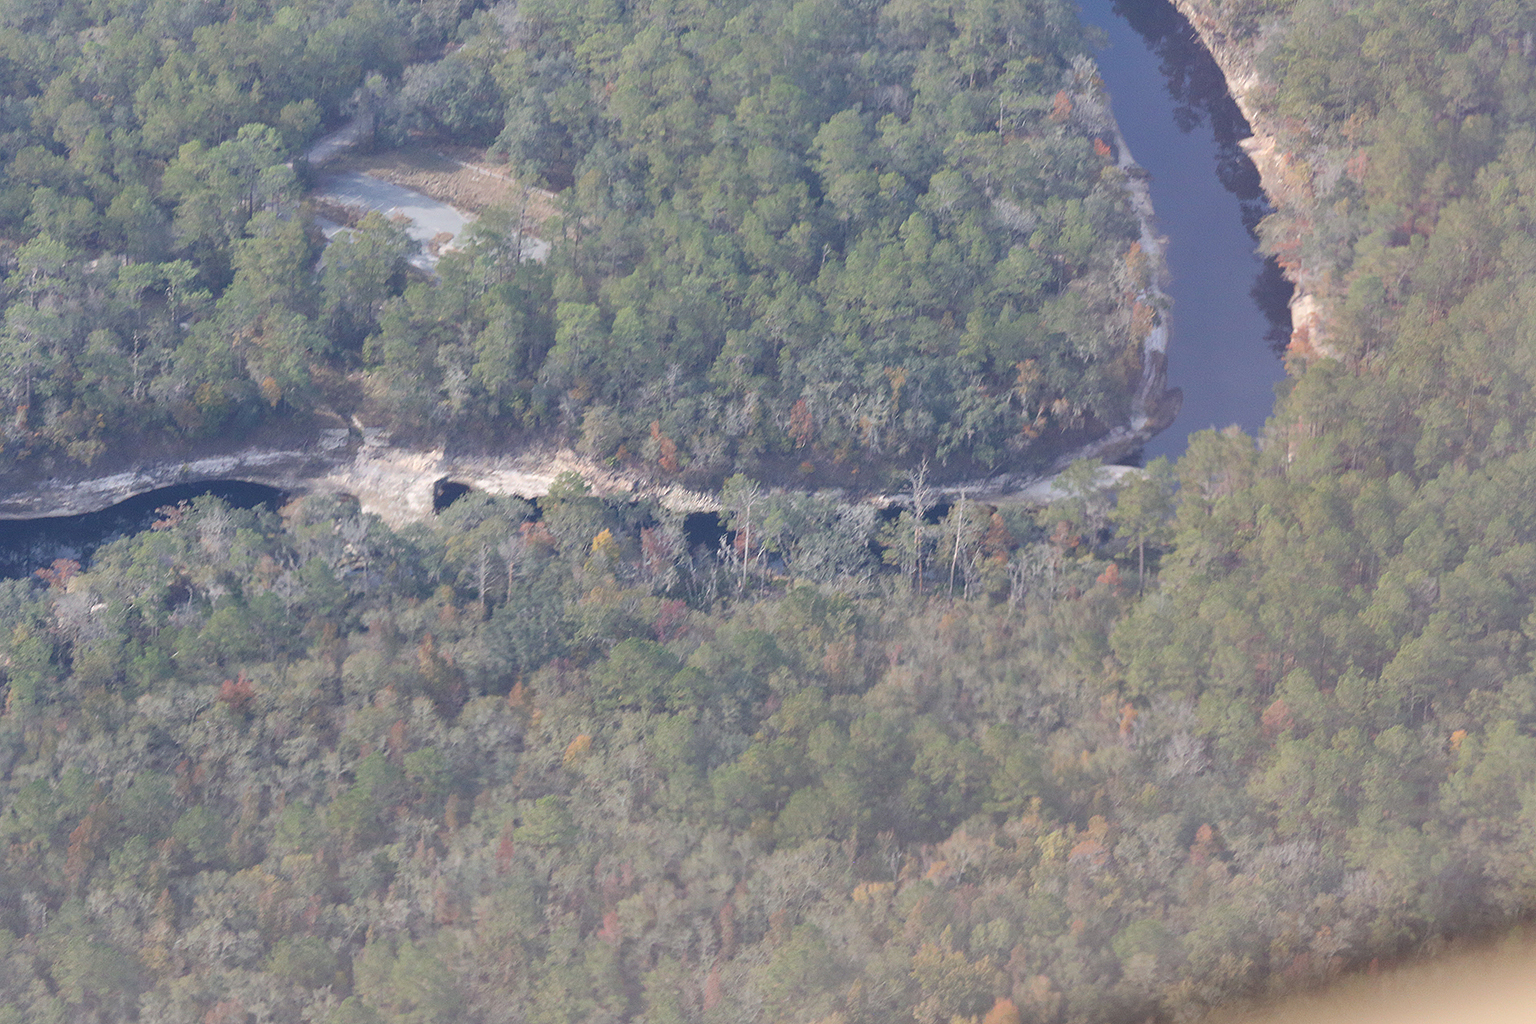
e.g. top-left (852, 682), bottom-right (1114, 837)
top-left (338, 145), bottom-right (560, 223)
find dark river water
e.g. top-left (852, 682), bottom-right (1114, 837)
top-left (0, 481), bottom-right (285, 581)
top-left (1079, 0), bottom-right (1292, 460)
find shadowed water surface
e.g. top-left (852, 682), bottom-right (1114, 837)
top-left (1079, 0), bottom-right (1292, 459)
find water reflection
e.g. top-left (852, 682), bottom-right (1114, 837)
top-left (1117, 2), bottom-right (1267, 219)
top-left (1252, 254), bottom-right (1294, 356)
top-left (1110, 0), bottom-right (1292, 357)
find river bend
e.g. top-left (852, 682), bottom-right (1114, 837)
top-left (0, 0), bottom-right (1288, 573)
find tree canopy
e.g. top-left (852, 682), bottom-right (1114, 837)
top-left (0, 0), bottom-right (1154, 489)
top-left (6, 0), bottom-right (1536, 1020)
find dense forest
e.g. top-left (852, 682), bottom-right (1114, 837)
top-left (0, 0), bottom-right (1154, 487)
top-left (7, 0), bottom-right (1536, 1021)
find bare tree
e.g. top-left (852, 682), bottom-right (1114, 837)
top-left (722, 474), bottom-right (762, 595)
top-left (339, 515), bottom-right (371, 590)
top-left (498, 533), bottom-right (525, 605)
top-left (910, 459), bottom-right (933, 594)
top-left (947, 489), bottom-right (969, 601)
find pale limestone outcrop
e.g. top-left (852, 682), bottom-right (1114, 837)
top-left (0, 428), bottom-right (717, 527)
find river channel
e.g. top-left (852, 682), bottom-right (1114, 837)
top-left (0, 0), bottom-right (1286, 574)
top-left (0, 481), bottom-right (287, 580)
top-left (1080, 0), bottom-right (1292, 460)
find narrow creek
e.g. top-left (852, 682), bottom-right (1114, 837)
top-left (1080, 0), bottom-right (1292, 460)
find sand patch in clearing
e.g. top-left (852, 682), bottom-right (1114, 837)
top-left (336, 145), bottom-right (560, 232)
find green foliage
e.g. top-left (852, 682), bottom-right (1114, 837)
top-left (516, 795), bottom-right (576, 848)
top-left (0, 0), bottom-right (421, 461)
top-left (354, 937), bottom-right (464, 1024)
top-left (589, 638), bottom-right (685, 712)
top-left (266, 936), bottom-right (340, 989)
